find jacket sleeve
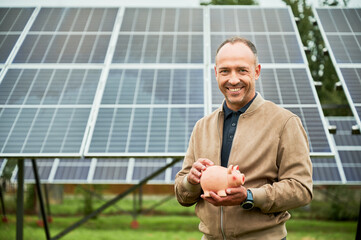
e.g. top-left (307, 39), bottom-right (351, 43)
top-left (174, 123), bottom-right (202, 207)
top-left (249, 116), bottom-right (313, 213)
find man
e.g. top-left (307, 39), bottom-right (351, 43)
top-left (174, 36), bottom-right (313, 240)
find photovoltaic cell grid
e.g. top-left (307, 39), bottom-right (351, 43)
top-left (88, 68), bottom-right (204, 155)
top-left (0, 8), bottom-right (34, 63)
top-left (0, 68), bottom-right (98, 156)
top-left (113, 8), bottom-right (203, 64)
top-left (0, 7), bottom-right (206, 157)
top-left (11, 158), bottom-right (180, 184)
top-left (210, 8), bottom-right (303, 64)
top-left (314, 8), bottom-right (361, 130)
top-left (14, 8), bottom-right (117, 64)
top-left (87, 8), bottom-right (206, 156)
top-left (0, 6), bottom-right (337, 184)
top-left (210, 7), bottom-right (331, 154)
top-left (326, 117), bottom-right (361, 183)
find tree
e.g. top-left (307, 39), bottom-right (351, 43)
top-left (201, 0), bottom-right (257, 5)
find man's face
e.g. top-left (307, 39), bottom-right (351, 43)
top-left (214, 42), bottom-right (261, 111)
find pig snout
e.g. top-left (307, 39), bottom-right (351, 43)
top-left (228, 171), bottom-right (245, 187)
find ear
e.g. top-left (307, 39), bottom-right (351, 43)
top-left (227, 165), bottom-right (233, 174)
top-left (255, 64), bottom-right (261, 80)
top-left (214, 65), bottom-right (218, 78)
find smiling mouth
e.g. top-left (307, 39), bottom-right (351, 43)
top-left (229, 88), bottom-right (241, 92)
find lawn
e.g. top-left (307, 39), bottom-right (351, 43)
top-left (0, 194), bottom-right (358, 240)
top-left (0, 214), bottom-right (357, 240)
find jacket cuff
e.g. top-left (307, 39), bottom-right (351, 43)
top-left (182, 174), bottom-right (202, 192)
top-left (248, 187), bottom-right (267, 208)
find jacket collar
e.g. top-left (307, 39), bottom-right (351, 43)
top-left (218, 92), bottom-right (265, 116)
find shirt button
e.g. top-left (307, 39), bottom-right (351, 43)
top-left (230, 135), bottom-right (233, 139)
top-left (232, 123), bottom-right (236, 127)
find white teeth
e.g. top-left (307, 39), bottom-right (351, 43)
top-left (229, 88), bottom-right (240, 92)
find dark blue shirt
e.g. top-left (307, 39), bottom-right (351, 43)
top-left (221, 93), bottom-right (257, 167)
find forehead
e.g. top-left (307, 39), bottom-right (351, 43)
top-left (215, 42), bottom-right (255, 65)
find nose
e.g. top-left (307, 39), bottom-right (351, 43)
top-left (228, 71), bottom-right (240, 85)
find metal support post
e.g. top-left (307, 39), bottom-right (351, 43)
top-left (51, 157), bottom-right (181, 240)
top-left (0, 183), bottom-right (8, 222)
top-left (44, 184), bottom-right (52, 222)
top-left (16, 159), bottom-right (24, 240)
top-left (356, 196), bottom-right (361, 240)
top-left (31, 159), bottom-right (51, 240)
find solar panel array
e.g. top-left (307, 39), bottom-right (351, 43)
top-left (314, 7), bottom-right (361, 130)
top-left (322, 117), bottom-right (361, 184)
top-left (10, 158), bottom-right (181, 184)
top-left (209, 7), bottom-right (332, 154)
top-left (0, 5), bottom-right (339, 184)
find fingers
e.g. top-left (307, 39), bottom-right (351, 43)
top-left (187, 167), bottom-right (202, 184)
top-left (197, 158), bottom-right (214, 168)
top-left (226, 186), bottom-right (247, 197)
top-left (201, 187), bottom-right (247, 206)
top-left (187, 158), bottom-right (214, 185)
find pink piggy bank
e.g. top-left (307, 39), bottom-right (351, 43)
top-left (200, 165), bottom-right (245, 197)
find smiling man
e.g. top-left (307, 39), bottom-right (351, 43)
top-left (215, 37), bottom-right (260, 112)
top-left (175, 37), bottom-right (313, 240)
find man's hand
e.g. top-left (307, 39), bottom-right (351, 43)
top-left (187, 158), bottom-right (214, 185)
top-left (201, 186), bottom-right (247, 206)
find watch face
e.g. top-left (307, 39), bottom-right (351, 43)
top-left (242, 202), bottom-right (254, 210)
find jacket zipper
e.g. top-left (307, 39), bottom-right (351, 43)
top-left (218, 112), bottom-right (227, 240)
top-left (220, 206), bottom-right (227, 240)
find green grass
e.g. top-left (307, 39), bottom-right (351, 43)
top-left (0, 214), bottom-right (357, 240)
top-left (1, 194), bottom-right (358, 240)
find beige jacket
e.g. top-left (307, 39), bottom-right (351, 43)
top-left (174, 94), bottom-right (313, 240)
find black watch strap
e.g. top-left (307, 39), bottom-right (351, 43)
top-left (241, 189), bottom-right (254, 210)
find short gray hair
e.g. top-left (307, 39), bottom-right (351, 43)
top-left (215, 36), bottom-right (258, 65)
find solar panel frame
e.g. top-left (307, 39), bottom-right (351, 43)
top-left (208, 6), bottom-right (334, 157)
top-left (0, 158), bottom-right (7, 176)
top-left (314, 7), bottom-right (361, 131)
top-left (325, 117), bottom-right (361, 184)
top-left (0, 5), bottom-right (336, 188)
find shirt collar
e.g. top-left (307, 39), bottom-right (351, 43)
top-left (223, 92), bottom-right (258, 118)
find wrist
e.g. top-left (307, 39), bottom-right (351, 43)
top-left (241, 189), bottom-right (254, 210)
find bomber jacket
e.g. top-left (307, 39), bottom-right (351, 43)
top-left (174, 93), bottom-right (313, 240)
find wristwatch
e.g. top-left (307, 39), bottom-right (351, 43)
top-left (241, 189), bottom-right (254, 210)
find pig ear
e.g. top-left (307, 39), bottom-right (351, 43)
top-left (227, 165), bottom-right (233, 174)
top-left (233, 165), bottom-right (239, 171)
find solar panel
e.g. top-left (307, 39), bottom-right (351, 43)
top-left (210, 7), bottom-right (332, 156)
top-left (314, 7), bottom-right (361, 130)
top-left (0, 6), bottom-right (336, 184)
top-left (12, 157), bottom-right (180, 184)
top-left (12, 159), bottom-right (54, 182)
top-left (0, 8), bottom-right (34, 63)
top-left (311, 157), bottom-right (342, 184)
top-left (0, 69), bottom-right (101, 105)
top-left (0, 108), bottom-right (90, 156)
top-left (53, 159), bottom-right (92, 182)
top-left (326, 117), bottom-right (361, 184)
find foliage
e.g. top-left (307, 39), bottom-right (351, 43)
top-left (313, 186), bottom-right (360, 221)
top-left (75, 185), bottom-right (104, 218)
top-left (201, 0), bottom-right (257, 5)
top-left (24, 185), bottom-right (36, 214)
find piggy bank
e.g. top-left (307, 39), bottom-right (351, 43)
top-left (200, 165), bottom-right (245, 197)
